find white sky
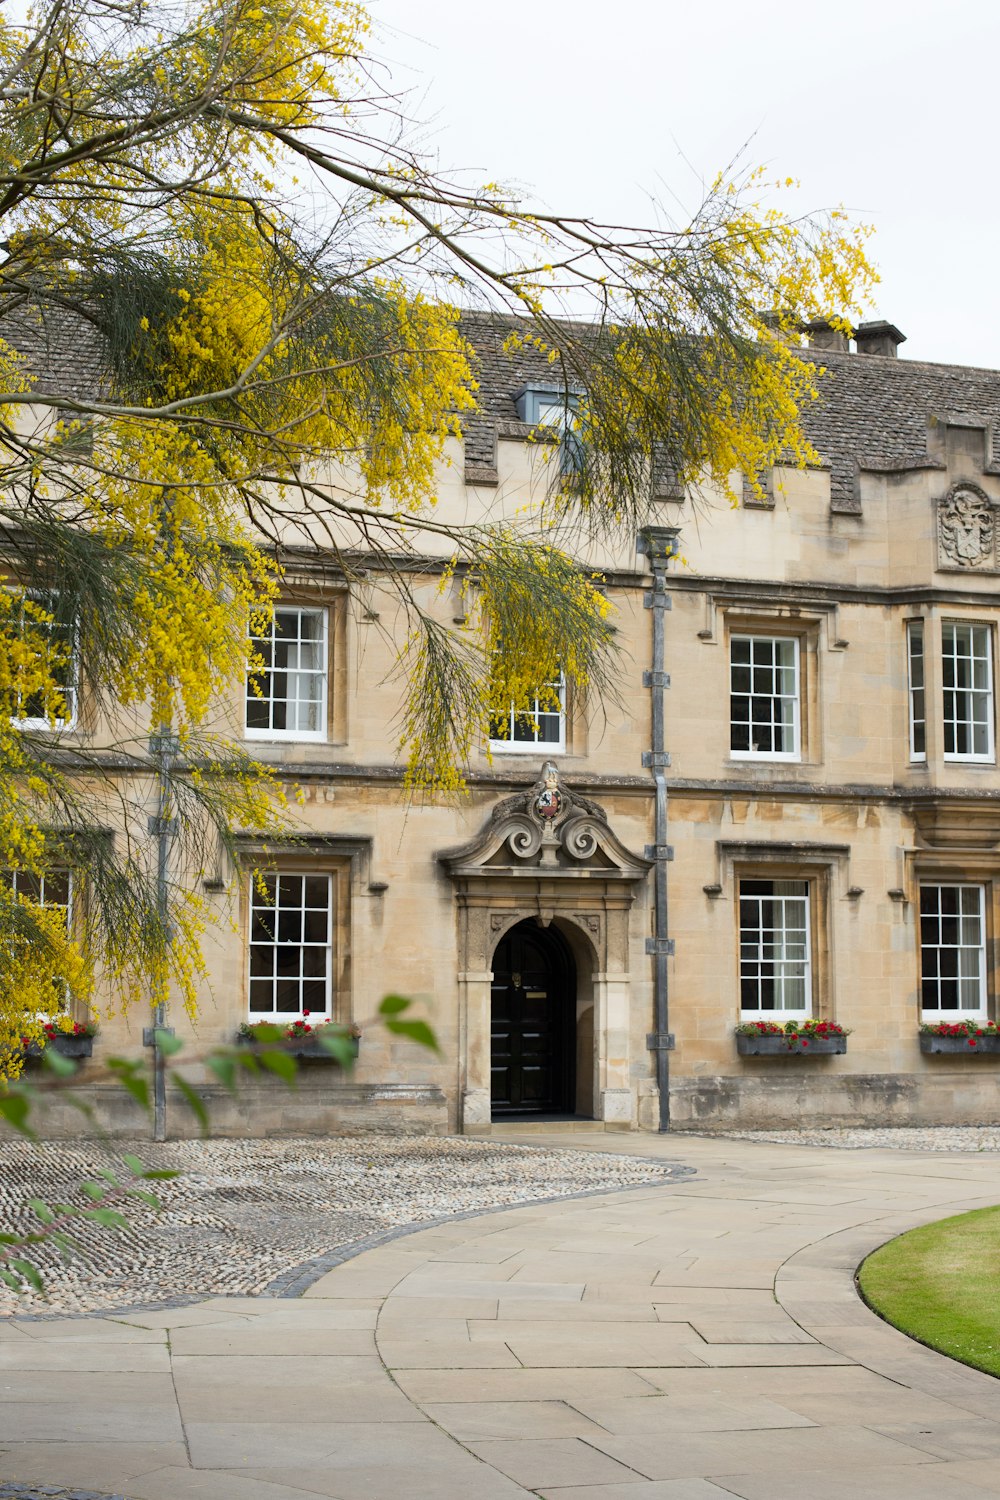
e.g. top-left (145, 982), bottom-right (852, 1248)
top-left (371, 0), bottom-right (997, 369)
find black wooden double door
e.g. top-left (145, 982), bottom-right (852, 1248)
top-left (491, 921), bottom-right (575, 1116)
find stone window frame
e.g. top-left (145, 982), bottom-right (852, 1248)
top-left (901, 847), bottom-right (1000, 1026)
top-left (712, 841), bottom-right (851, 1026)
top-left (237, 836), bottom-right (364, 1029)
top-left (722, 612), bottom-right (819, 766)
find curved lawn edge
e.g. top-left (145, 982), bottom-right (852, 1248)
top-left (857, 1202), bottom-right (1000, 1380)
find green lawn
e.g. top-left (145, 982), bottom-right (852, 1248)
top-left (858, 1204), bottom-right (1000, 1378)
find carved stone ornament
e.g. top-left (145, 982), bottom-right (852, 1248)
top-left (438, 762), bottom-right (652, 881)
top-left (937, 483), bottom-right (998, 572)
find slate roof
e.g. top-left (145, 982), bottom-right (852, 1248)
top-left (1, 301), bottom-right (106, 403)
top-left (5, 298), bottom-right (1000, 516)
top-left (458, 311), bottom-right (1000, 514)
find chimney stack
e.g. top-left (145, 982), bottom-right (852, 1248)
top-left (801, 318), bottom-right (851, 354)
top-left (854, 320), bottom-right (906, 358)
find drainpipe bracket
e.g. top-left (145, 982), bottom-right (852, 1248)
top-left (642, 670), bottom-right (671, 688)
top-left (142, 1027), bottom-right (176, 1048)
top-left (645, 844), bottom-right (674, 861)
top-left (646, 1031), bottom-right (675, 1051)
top-left (147, 815), bottom-right (178, 836)
top-left (645, 938), bottom-right (675, 957)
top-left (643, 591), bottom-right (673, 610)
top-left (148, 732), bottom-right (181, 757)
top-left (641, 751), bottom-right (671, 769)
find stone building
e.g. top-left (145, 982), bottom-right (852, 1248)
top-left (17, 312), bottom-right (1000, 1135)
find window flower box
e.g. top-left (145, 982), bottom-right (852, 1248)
top-left (735, 1020), bottom-right (848, 1056)
top-left (919, 1021), bottom-right (1000, 1055)
top-left (237, 1017), bottom-right (360, 1062)
top-left (23, 1020), bottom-right (97, 1060)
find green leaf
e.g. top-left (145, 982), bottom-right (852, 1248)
top-left (139, 1169), bottom-right (179, 1181)
top-left (378, 994), bottom-right (411, 1017)
top-left (9, 1258), bottom-right (44, 1293)
top-left (83, 1208), bottom-right (128, 1229)
top-left (385, 1018), bottom-right (440, 1053)
top-left (172, 1075), bottom-right (208, 1135)
top-left (81, 1181), bottom-right (105, 1201)
top-left (247, 1023), bottom-right (283, 1042)
top-left (259, 1048), bottom-right (297, 1084)
top-left (28, 1199), bottom-right (55, 1225)
top-left (0, 1269), bottom-right (23, 1290)
top-left (106, 1059), bottom-right (151, 1115)
top-left (126, 1189), bottom-right (161, 1210)
top-left (95, 1166), bottom-right (119, 1185)
top-left (42, 1049), bottom-right (76, 1077)
top-left (154, 1029), bottom-right (184, 1056)
top-left (121, 1153), bottom-right (147, 1175)
top-left (317, 1033), bottom-right (357, 1069)
top-left (204, 1053), bottom-right (238, 1093)
top-left (0, 1091), bottom-right (35, 1139)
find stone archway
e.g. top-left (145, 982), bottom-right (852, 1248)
top-left (438, 763), bottom-right (651, 1133)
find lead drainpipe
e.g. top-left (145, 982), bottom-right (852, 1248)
top-left (639, 527), bottom-right (679, 1131)
top-left (144, 724), bottom-right (177, 1143)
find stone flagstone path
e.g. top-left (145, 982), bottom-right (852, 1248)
top-left (3, 1130), bottom-right (1000, 1498)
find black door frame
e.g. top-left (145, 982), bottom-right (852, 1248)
top-left (490, 919), bottom-right (576, 1118)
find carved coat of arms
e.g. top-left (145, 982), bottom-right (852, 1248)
top-left (938, 486), bottom-right (997, 571)
top-left (534, 767), bottom-right (563, 820)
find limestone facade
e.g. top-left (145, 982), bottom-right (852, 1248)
top-left (23, 317), bottom-right (1000, 1134)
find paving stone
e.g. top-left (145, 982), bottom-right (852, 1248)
top-left (8, 1130), bottom-right (1000, 1500)
top-left (464, 1436), bottom-right (644, 1487)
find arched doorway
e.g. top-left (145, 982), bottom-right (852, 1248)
top-left (491, 919), bottom-right (576, 1117)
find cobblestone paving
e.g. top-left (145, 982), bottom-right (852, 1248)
top-left (0, 1487), bottom-right (129, 1499)
top-left (714, 1123), bottom-right (1000, 1150)
top-left (0, 1134), bottom-right (688, 1316)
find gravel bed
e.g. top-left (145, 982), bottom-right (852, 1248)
top-left (713, 1125), bottom-right (1000, 1151)
top-left (0, 1135), bottom-right (689, 1317)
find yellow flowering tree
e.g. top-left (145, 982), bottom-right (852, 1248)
top-left (0, 0), bottom-right (876, 1070)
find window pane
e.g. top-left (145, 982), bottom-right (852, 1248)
top-left (490, 673), bottom-right (566, 751)
top-left (739, 879), bottom-right (811, 1015)
top-left (943, 623), bottom-right (993, 761)
top-left (246, 608), bottom-right (328, 739)
top-left (11, 594), bottom-right (78, 728)
top-left (730, 636), bottom-right (798, 758)
top-left (920, 883), bottom-right (985, 1015)
top-left (248, 869), bottom-right (333, 1019)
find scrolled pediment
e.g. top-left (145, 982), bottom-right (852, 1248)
top-left (439, 762), bottom-right (652, 882)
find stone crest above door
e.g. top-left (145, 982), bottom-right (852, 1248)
top-left (439, 761), bottom-right (651, 880)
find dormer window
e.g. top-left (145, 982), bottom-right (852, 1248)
top-left (514, 385), bottom-right (584, 477)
